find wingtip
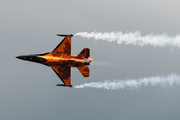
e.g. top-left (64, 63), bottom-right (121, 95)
top-left (56, 84), bottom-right (73, 88)
top-left (56, 34), bottom-right (73, 37)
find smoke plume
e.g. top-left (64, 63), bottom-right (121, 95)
top-left (75, 31), bottom-right (180, 47)
top-left (91, 61), bottom-right (118, 66)
top-left (74, 73), bottom-right (180, 90)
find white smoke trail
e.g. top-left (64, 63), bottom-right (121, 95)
top-left (75, 31), bottom-right (180, 47)
top-left (74, 73), bottom-right (180, 90)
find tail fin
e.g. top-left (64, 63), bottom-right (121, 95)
top-left (78, 48), bottom-right (89, 58)
top-left (77, 66), bottom-right (89, 77)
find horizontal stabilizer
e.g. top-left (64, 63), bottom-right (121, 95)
top-left (57, 34), bottom-right (73, 37)
top-left (56, 84), bottom-right (73, 87)
top-left (77, 66), bottom-right (89, 77)
top-left (78, 48), bottom-right (90, 58)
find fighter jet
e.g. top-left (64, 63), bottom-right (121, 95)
top-left (16, 34), bottom-right (94, 87)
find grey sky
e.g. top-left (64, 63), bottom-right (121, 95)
top-left (1, 0), bottom-right (180, 120)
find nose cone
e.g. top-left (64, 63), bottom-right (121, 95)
top-left (16, 55), bottom-right (47, 63)
top-left (16, 55), bottom-right (25, 60)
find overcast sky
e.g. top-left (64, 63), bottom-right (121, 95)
top-left (1, 0), bottom-right (180, 120)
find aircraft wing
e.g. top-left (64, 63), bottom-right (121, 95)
top-left (51, 65), bottom-right (71, 86)
top-left (52, 35), bottom-right (72, 57)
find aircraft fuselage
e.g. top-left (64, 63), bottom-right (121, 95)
top-left (16, 54), bottom-right (91, 67)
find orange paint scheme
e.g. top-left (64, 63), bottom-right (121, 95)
top-left (16, 34), bottom-right (94, 87)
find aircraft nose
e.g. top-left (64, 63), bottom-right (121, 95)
top-left (16, 55), bottom-right (25, 60)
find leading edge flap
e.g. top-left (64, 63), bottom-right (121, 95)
top-left (52, 36), bottom-right (72, 57)
top-left (51, 65), bottom-right (71, 86)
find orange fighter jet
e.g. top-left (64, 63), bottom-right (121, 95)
top-left (16, 34), bottom-right (94, 87)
